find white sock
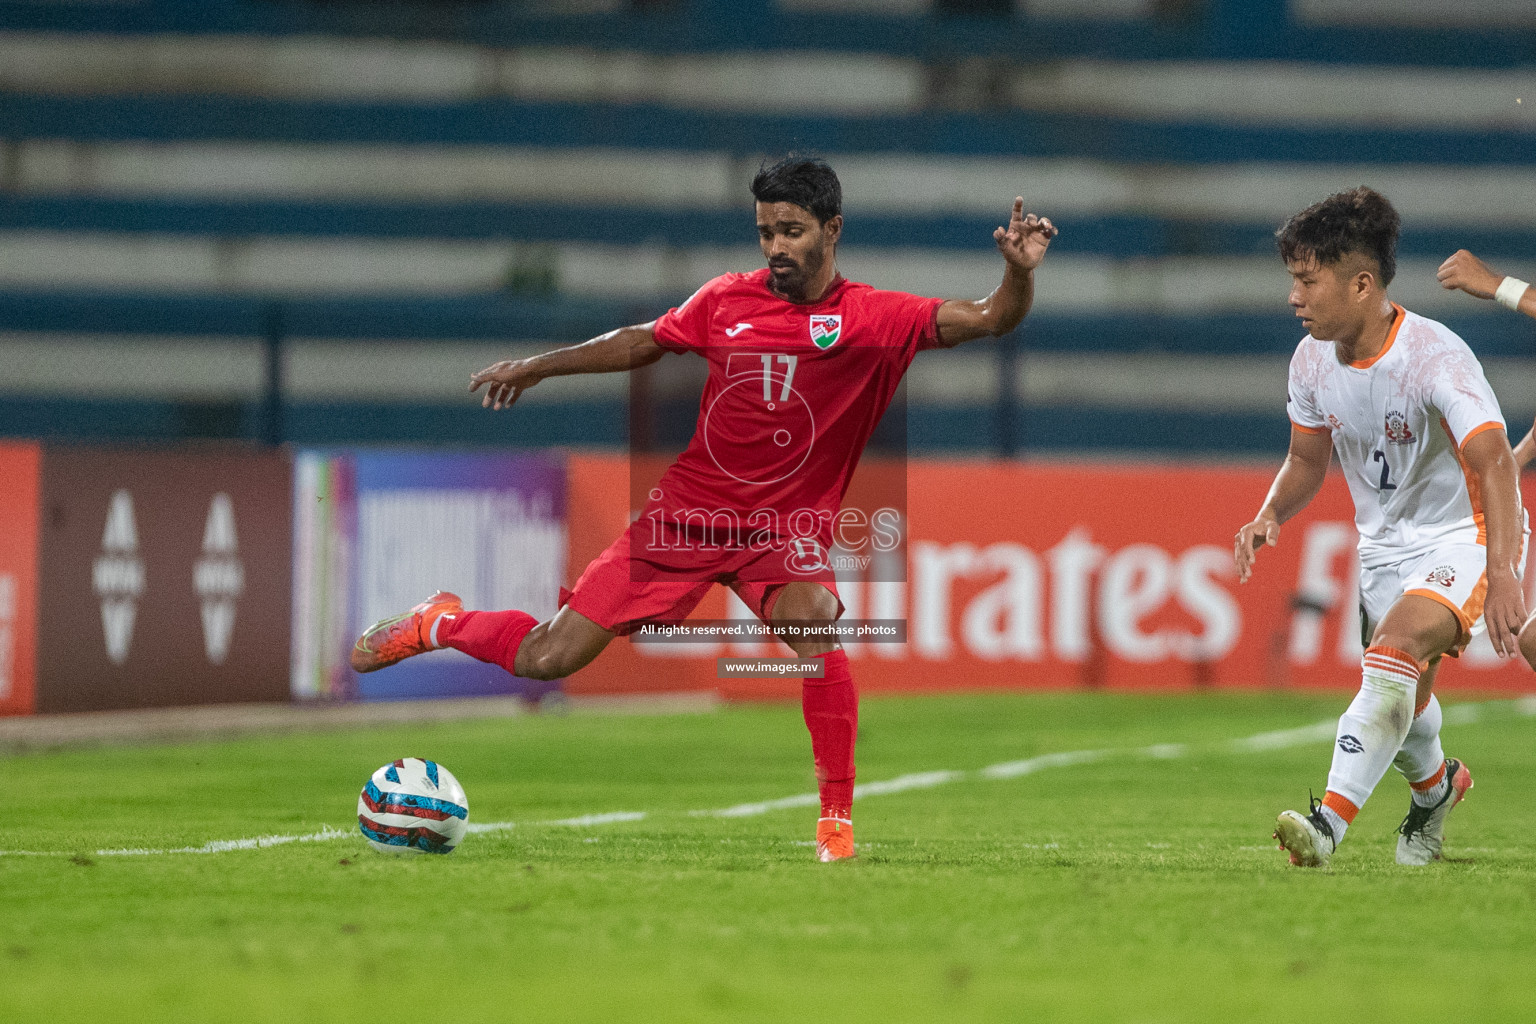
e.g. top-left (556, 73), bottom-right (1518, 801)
top-left (1411, 770), bottom-right (1452, 807)
top-left (1318, 805), bottom-right (1350, 844)
top-left (1323, 646), bottom-right (1420, 835)
top-left (1394, 693), bottom-right (1449, 806)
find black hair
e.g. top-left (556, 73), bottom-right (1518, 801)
top-left (1276, 186), bottom-right (1400, 286)
top-left (750, 155), bottom-right (842, 224)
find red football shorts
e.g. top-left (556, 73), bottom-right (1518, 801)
top-left (561, 518), bottom-right (842, 635)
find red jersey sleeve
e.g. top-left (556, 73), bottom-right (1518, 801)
top-left (864, 289), bottom-right (945, 356)
top-left (653, 274), bottom-right (734, 353)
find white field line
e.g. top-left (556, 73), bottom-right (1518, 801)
top-left (700, 769), bottom-right (967, 818)
top-left (95, 825), bottom-right (353, 856)
top-left (1443, 704), bottom-right (1483, 725)
top-left (1227, 720), bottom-right (1338, 752)
top-left (980, 748), bottom-right (1110, 780)
top-left (540, 811), bottom-right (648, 828)
top-left (4, 698), bottom-right (1534, 858)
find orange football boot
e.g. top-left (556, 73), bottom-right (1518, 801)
top-left (815, 817), bottom-right (856, 862)
top-left (351, 591), bottom-right (463, 673)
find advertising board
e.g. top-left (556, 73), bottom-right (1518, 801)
top-left (291, 450), bottom-right (566, 701)
top-left (565, 454), bottom-right (1536, 698)
top-left (35, 446), bottom-right (292, 712)
top-left (0, 442), bottom-right (41, 717)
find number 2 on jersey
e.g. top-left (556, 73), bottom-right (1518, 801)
top-left (1373, 449), bottom-right (1396, 491)
top-left (760, 354), bottom-right (798, 402)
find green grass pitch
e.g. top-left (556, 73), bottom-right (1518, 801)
top-left (4, 691), bottom-right (1535, 1023)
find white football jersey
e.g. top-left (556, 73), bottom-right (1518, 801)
top-left (1287, 304), bottom-right (1511, 569)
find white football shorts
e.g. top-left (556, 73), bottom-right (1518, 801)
top-left (1358, 537), bottom-right (1525, 652)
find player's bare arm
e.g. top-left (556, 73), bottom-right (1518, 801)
top-left (1460, 428), bottom-right (1528, 656)
top-left (1234, 425), bottom-right (1333, 583)
top-left (1438, 249), bottom-right (1536, 319)
top-left (469, 322), bottom-right (664, 411)
top-left (935, 198), bottom-right (1057, 347)
top-left (1512, 415), bottom-right (1536, 467)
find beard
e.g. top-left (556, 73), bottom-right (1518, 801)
top-left (767, 245), bottom-right (825, 302)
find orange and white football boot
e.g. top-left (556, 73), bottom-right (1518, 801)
top-left (1274, 795), bottom-right (1337, 868)
top-left (351, 591), bottom-right (463, 673)
top-left (1396, 758), bottom-right (1473, 865)
top-left (815, 817), bottom-right (856, 862)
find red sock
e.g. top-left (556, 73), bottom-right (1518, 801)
top-left (803, 650), bottom-right (857, 820)
top-left (436, 610), bottom-right (537, 676)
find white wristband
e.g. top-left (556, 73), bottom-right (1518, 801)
top-left (1495, 276), bottom-right (1530, 311)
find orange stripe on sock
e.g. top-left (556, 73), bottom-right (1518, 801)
top-left (1410, 762), bottom-right (1447, 792)
top-left (1322, 791), bottom-right (1360, 823)
top-left (1413, 696), bottom-right (1431, 719)
top-left (1363, 644), bottom-right (1424, 679)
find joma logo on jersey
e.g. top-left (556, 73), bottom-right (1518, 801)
top-left (1425, 565), bottom-right (1456, 588)
top-left (808, 315), bottom-right (842, 349)
top-left (1384, 410), bottom-right (1415, 444)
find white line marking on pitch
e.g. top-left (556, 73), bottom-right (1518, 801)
top-left (95, 826), bottom-right (353, 856)
top-left (2, 697), bottom-right (1531, 858)
top-left (1227, 720), bottom-right (1337, 752)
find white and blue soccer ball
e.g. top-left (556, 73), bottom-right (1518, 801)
top-left (357, 757), bottom-right (470, 855)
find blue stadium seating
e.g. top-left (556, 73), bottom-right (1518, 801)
top-left (6, 197), bottom-right (1536, 264)
top-left (2, 0), bottom-right (1533, 67)
top-left (3, 0), bottom-right (1534, 455)
top-left (9, 93), bottom-right (1536, 166)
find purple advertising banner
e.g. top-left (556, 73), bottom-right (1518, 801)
top-left (292, 451), bottom-right (567, 702)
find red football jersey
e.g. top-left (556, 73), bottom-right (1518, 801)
top-left (647, 268), bottom-right (943, 564)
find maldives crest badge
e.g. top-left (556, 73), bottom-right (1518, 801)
top-left (809, 314), bottom-right (842, 349)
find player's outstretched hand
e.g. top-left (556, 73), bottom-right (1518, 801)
top-left (1233, 515), bottom-right (1279, 584)
top-left (1437, 249), bottom-right (1501, 300)
top-left (1483, 575), bottom-right (1527, 658)
top-left (469, 358), bottom-right (543, 411)
top-left (994, 198), bottom-right (1057, 273)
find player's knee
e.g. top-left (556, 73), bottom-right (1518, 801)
top-left (771, 582), bottom-right (839, 624)
top-left (1366, 624), bottom-right (1440, 666)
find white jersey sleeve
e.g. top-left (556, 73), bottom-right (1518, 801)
top-left (1286, 343), bottom-right (1328, 433)
top-left (1426, 339), bottom-right (1505, 448)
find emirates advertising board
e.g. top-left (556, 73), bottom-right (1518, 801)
top-left (13, 446), bottom-right (1535, 714)
top-left (566, 454), bottom-right (1536, 698)
top-left (34, 447), bottom-right (292, 713)
top-left (291, 450), bottom-right (566, 702)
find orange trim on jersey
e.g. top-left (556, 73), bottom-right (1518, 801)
top-left (1442, 418), bottom-right (1487, 545)
top-left (1410, 761), bottom-right (1447, 792)
top-left (1322, 791), bottom-right (1360, 824)
top-left (1290, 419), bottom-right (1328, 435)
top-left (1457, 420), bottom-right (1504, 452)
top-left (1349, 303), bottom-right (1405, 369)
top-left (1404, 585), bottom-right (1478, 640)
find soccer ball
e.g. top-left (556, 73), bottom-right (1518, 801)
top-left (357, 757), bottom-right (470, 855)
